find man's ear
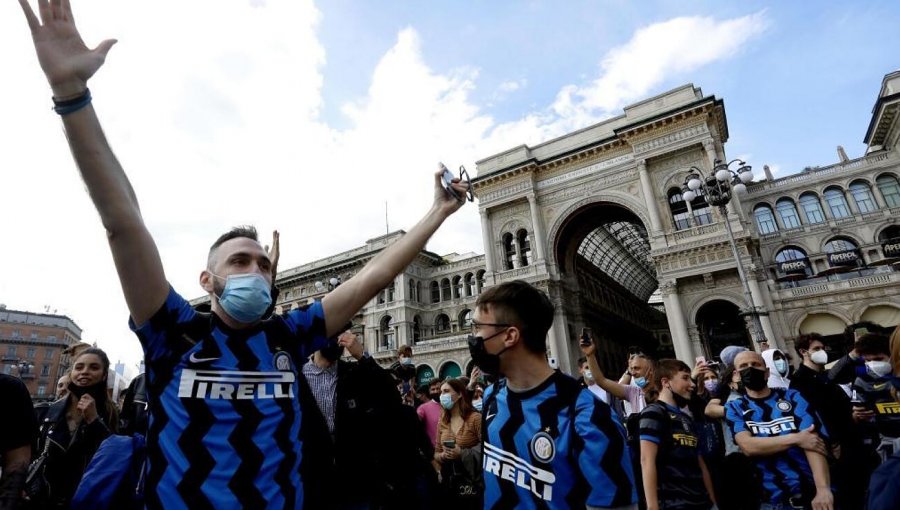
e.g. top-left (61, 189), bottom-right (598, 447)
top-left (200, 270), bottom-right (214, 294)
top-left (503, 326), bottom-right (521, 349)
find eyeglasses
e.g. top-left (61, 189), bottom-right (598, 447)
top-left (469, 321), bottom-right (510, 334)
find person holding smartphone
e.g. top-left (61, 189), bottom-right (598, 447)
top-left (433, 378), bottom-right (482, 509)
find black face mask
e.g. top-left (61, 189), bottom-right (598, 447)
top-left (467, 329), bottom-right (509, 377)
top-left (670, 389), bottom-right (691, 409)
top-left (430, 394), bottom-right (441, 403)
top-left (68, 379), bottom-right (107, 401)
top-left (739, 367), bottom-right (768, 392)
top-left (319, 342), bottom-right (344, 362)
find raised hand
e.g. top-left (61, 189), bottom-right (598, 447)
top-left (433, 164), bottom-right (469, 217)
top-left (19, 0), bottom-right (117, 97)
top-left (76, 393), bottom-right (98, 423)
top-left (265, 230), bottom-right (281, 279)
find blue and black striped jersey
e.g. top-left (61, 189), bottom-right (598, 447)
top-left (129, 287), bottom-right (328, 510)
top-left (724, 388), bottom-right (825, 505)
top-left (482, 371), bottom-right (636, 509)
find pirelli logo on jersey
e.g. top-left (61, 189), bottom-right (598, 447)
top-left (876, 402), bottom-right (900, 414)
top-left (484, 442), bottom-right (555, 501)
top-left (672, 433), bottom-right (698, 447)
top-left (178, 369), bottom-right (296, 400)
top-left (747, 416), bottom-right (797, 436)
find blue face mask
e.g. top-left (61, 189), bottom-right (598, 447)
top-left (440, 393), bottom-right (455, 410)
top-left (634, 377), bottom-right (648, 389)
top-left (472, 398), bottom-right (483, 412)
top-left (212, 272), bottom-right (272, 323)
top-left (774, 359), bottom-right (788, 376)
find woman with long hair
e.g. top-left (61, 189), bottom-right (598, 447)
top-left (28, 347), bottom-right (119, 508)
top-left (433, 377), bottom-right (482, 510)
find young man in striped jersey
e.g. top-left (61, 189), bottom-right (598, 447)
top-left (17, 1), bottom-right (470, 507)
top-left (725, 351), bottom-right (833, 510)
top-left (471, 280), bottom-right (637, 510)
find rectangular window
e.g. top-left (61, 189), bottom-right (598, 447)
top-left (3, 365), bottom-right (11, 375)
top-left (26, 347), bottom-right (36, 359)
top-left (11, 330), bottom-right (20, 338)
top-left (778, 209), bottom-right (801, 229)
top-left (37, 385), bottom-right (46, 396)
top-left (693, 208), bottom-right (713, 226)
top-left (802, 203), bottom-right (825, 224)
top-left (852, 192), bottom-right (877, 213)
top-left (6, 346), bottom-right (16, 356)
top-left (673, 211), bottom-right (692, 230)
top-left (45, 348), bottom-right (54, 359)
top-left (31, 332), bottom-right (38, 340)
top-left (41, 364), bottom-right (50, 376)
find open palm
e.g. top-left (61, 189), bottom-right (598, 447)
top-left (19, 0), bottom-right (116, 96)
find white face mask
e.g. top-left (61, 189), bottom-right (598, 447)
top-left (583, 369), bottom-right (594, 382)
top-left (810, 350), bottom-right (828, 366)
top-left (472, 398), bottom-right (483, 412)
top-left (866, 360), bottom-right (893, 378)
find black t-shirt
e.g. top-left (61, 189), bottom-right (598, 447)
top-left (0, 374), bottom-right (37, 454)
top-left (639, 401), bottom-right (712, 510)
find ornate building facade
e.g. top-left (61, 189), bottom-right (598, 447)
top-left (244, 70), bottom-right (899, 379)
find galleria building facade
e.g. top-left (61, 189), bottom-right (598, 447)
top-left (260, 71), bottom-right (900, 382)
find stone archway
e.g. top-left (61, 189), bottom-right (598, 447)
top-left (695, 299), bottom-right (752, 359)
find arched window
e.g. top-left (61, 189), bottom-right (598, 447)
top-left (823, 187), bottom-right (851, 218)
top-left (775, 246), bottom-right (812, 277)
top-left (452, 275), bottom-right (463, 299)
top-left (776, 198), bottom-right (802, 229)
top-left (412, 315), bottom-right (422, 344)
top-left (464, 273), bottom-right (475, 297)
top-left (690, 190), bottom-right (713, 226)
top-left (849, 180), bottom-right (878, 214)
top-left (408, 279), bottom-right (416, 302)
top-left (386, 281), bottom-right (395, 302)
top-left (459, 309), bottom-right (473, 330)
top-left (667, 188), bottom-right (692, 231)
top-left (799, 193), bottom-right (826, 224)
top-left (380, 316), bottom-right (394, 350)
top-left (824, 237), bottom-right (858, 253)
top-left (824, 237), bottom-right (861, 267)
top-left (376, 289), bottom-right (386, 304)
top-left (475, 270), bottom-right (486, 294)
top-left (440, 278), bottom-right (451, 301)
top-left (416, 281), bottom-right (422, 303)
top-left (753, 204), bottom-right (778, 234)
top-left (435, 314), bottom-right (451, 334)
top-left (876, 174), bottom-right (900, 208)
top-left (517, 229), bottom-right (532, 266)
top-left (502, 233), bottom-right (515, 270)
top-left (430, 282), bottom-right (440, 303)
top-left (879, 225), bottom-right (900, 259)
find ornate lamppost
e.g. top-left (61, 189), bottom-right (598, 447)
top-left (681, 159), bottom-right (767, 347)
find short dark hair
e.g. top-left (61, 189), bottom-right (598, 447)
top-left (397, 345), bottom-right (413, 357)
top-left (475, 280), bottom-right (554, 355)
top-left (73, 347), bottom-right (111, 377)
top-left (577, 356), bottom-right (588, 367)
top-left (856, 333), bottom-right (890, 357)
top-left (794, 333), bottom-right (824, 357)
top-left (427, 377), bottom-right (443, 388)
top-left (208, 225), bottom-right (259, 267)
top-left (654, 359), bottom-right (691, 386)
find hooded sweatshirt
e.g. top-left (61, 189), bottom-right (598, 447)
top-left (762, 348), bottom-right (791, 389)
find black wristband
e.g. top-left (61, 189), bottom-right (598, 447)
top-left (52, 88), bottom-right (92, 115)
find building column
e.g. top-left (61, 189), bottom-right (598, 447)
top-left (480, 209), bottom-right (495, 273)
top-left (660, 281), bottom-right (693, 362)
top-left (527, 193), bottom-right (547, 261)
top-left (747, 274), bottom-right (779, 349)
top-left (638, 159), bottom-right (663, 234)
top-left (548, 311), bottom-right (572, 375)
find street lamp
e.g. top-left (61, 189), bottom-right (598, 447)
top-left (15, 360), bottom-right (35, 378)
top-left (314, 276), bottom-right (342, 293)
top-left (681, 159), bottom-right (767, 347)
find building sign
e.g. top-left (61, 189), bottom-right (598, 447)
top-left (778, 259), bottom-right (809, 274)
top-left (827, 249), bottom-right (860, 267)
top-left (883, 238), bottom-right (900, 258)
top-left (535, 154), bottom-right (634, 190)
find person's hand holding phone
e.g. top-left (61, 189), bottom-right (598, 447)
top-left (442, 439), bottom-right (460, 460)
top-left (579, 328), bottom-right (596, 356)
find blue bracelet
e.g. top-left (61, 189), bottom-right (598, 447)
top-left (52, 88), bottom-right (92, 115)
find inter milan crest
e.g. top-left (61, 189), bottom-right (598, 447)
top-left (530, 431), bottom-right (556, 464)
top-left (273, 351), bottom-right (293, 372)
top-left (776, 399), bottom-right (792, 412)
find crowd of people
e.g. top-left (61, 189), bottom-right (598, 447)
top-left (2, 1), bottom-right (900, 509)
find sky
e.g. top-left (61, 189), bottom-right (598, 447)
top-left (2, 0), bottom-right (899, 374)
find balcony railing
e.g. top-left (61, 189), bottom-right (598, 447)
top-left (747, 152), bottom-right (891, 192)
top-left (774, 269), bottom-right (900, 300)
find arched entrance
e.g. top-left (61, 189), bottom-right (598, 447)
top-left (696, 300), bottom-right (751, 359)
top-left (554, 202), bottom-right (668, 373)
top-left (439, 361), bottom-right (461, 380)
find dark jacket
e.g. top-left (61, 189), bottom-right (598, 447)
top-left (299, 356), bottom-right (433, 509)
top-left (32, 397), bottom-right (117, 507)
top-left (119, 373), bottom-right (148, 436)
top-left (790, 364), bottom-right (858, 446)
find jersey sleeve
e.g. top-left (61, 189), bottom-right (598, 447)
top-left (786, 388), bottom-right (826, 437)
top-left (282, 300), bottom-right (328, 358)
top-left (724, 399), bottom-right (749, 436)
top-left (573, 389), bottom-right (638, 507)
top-left (638, 404), bottom-right (667, 445)
top-left (129, 286), bottom-right (197, 362)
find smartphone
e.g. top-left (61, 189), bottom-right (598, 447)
top-left (695, 355), bottom-right (707, 366)
top-left (442, 439), bottom-right (456, 449)
top-left (580, 327), bottom-right (592, 346)
top-left (854, 327), bottom-right (870, 341)
top-left (439, 163), bottom-right (461, 201)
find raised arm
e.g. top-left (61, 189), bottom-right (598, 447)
top-left (322, 167), bottom-right (468, 337)
top-left (580, 337), bottom-right (630, 400)
top-left (19, 0), bottom-right (168, 325)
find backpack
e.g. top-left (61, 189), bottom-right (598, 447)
top-left (70, 433), bottom-right (146, 510)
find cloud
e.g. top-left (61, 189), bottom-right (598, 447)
top-left (0, 3), bottom-right (769, 370)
